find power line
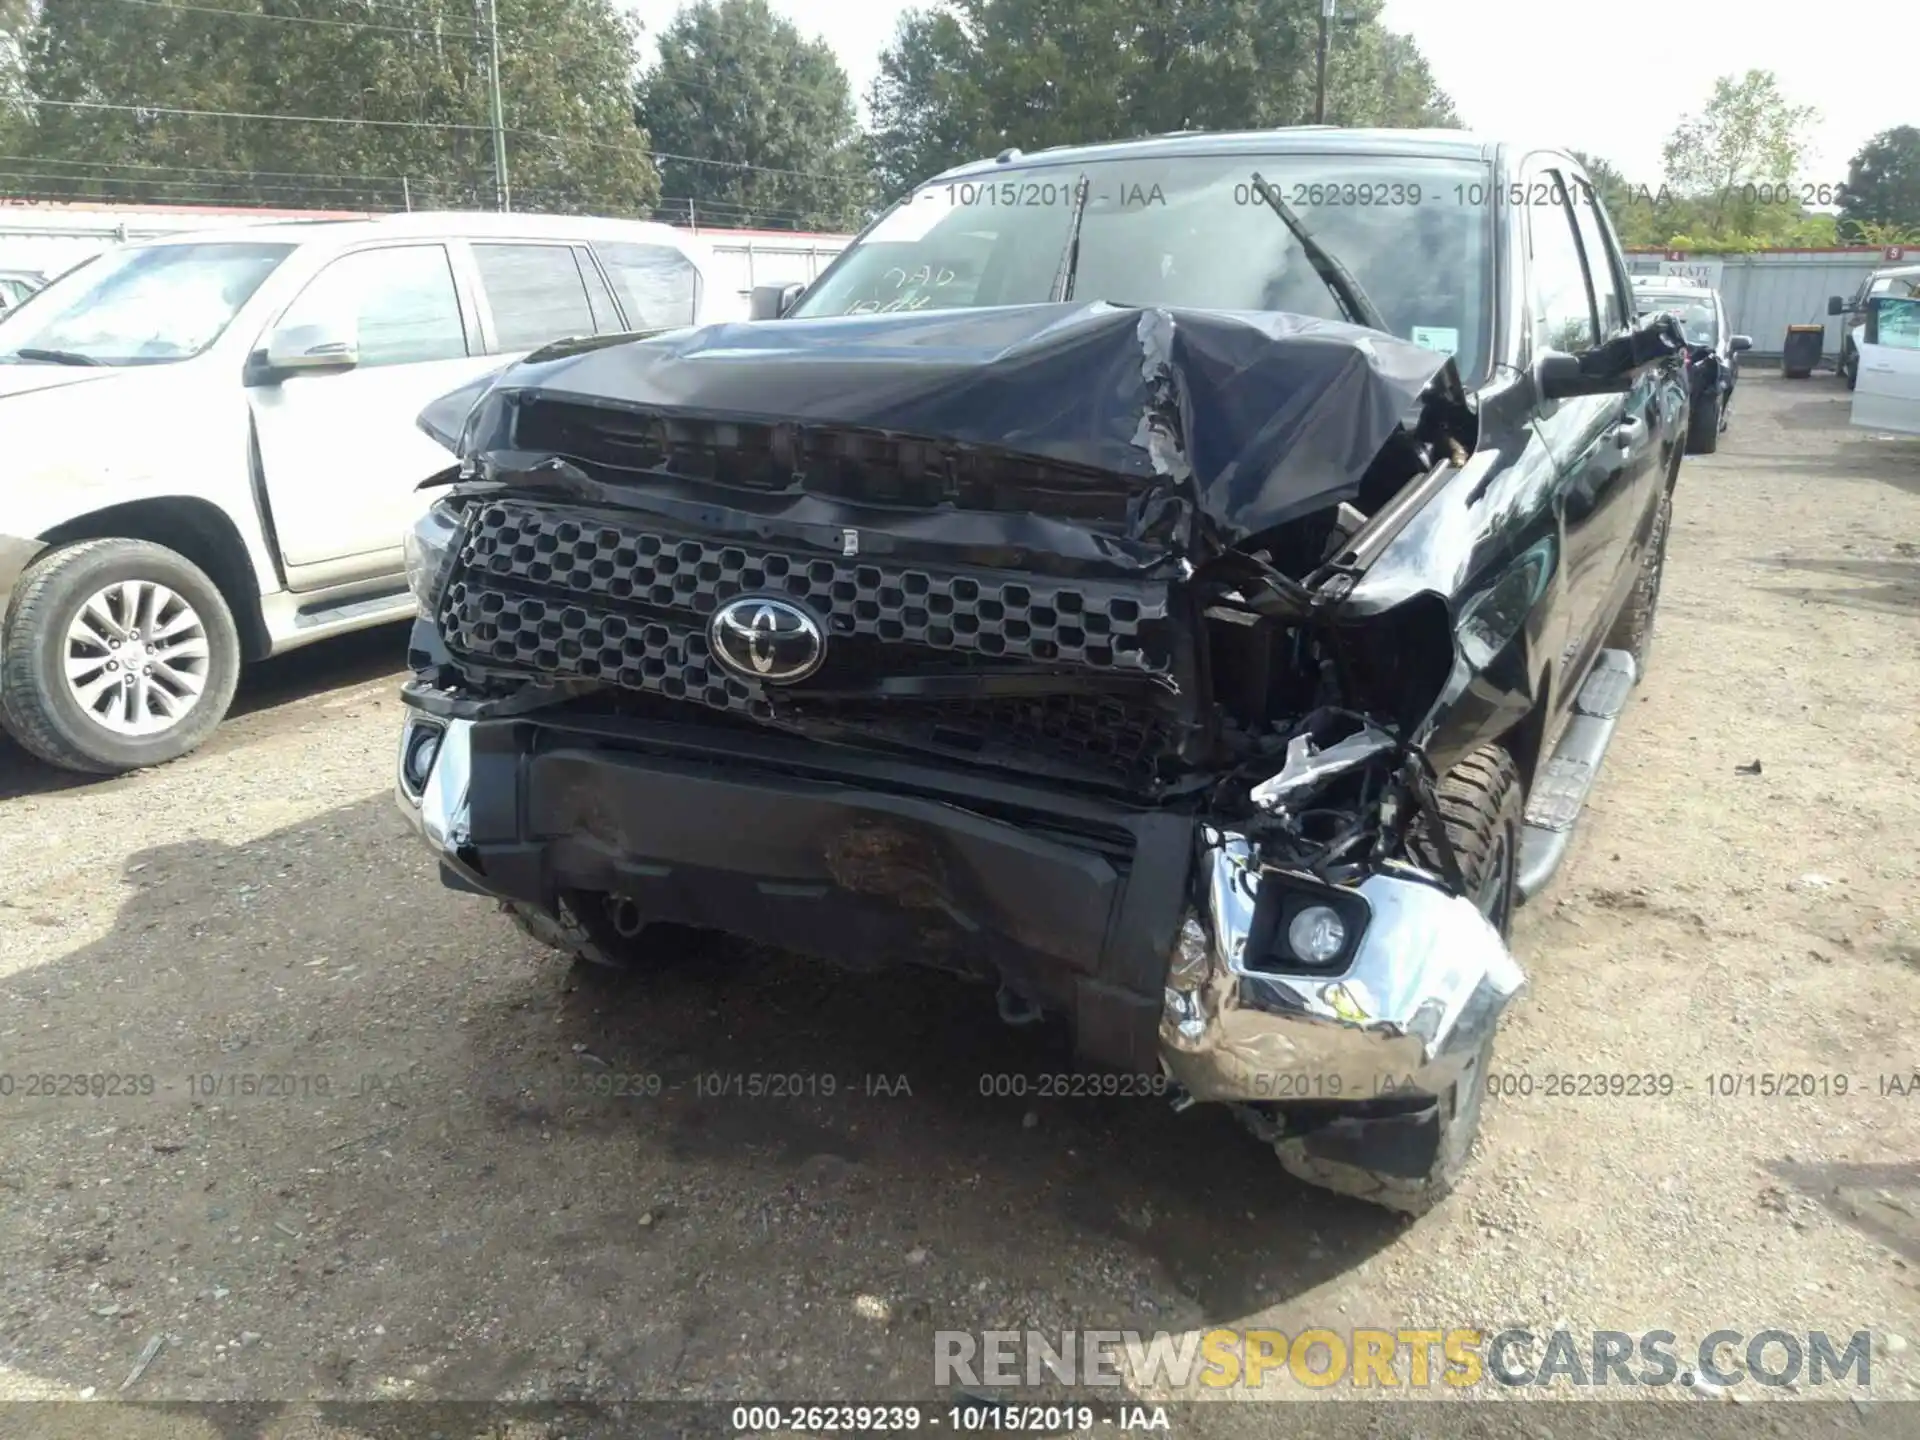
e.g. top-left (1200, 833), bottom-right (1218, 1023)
top-left (0, 178), bottom-right (840, 228)
top-left (28, 95), bottom-right (506, 132)
top-left (0, 150), bottom-right (836, 218)
top-left (26, 97), bottom-right (867, 189)
top-left (0, 169), bottom-right (403, 201)
top-left (107, 0), bottom-right (486, 39)
top-left (0, 152), bottom-right (408, 183)
top-left (649, 148), bottom-right (863, 187)
top-left (20, 80), bottom-right (867, 188)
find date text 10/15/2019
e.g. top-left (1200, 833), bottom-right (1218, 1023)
top-left (930, 178), bottom-right (1847, 212)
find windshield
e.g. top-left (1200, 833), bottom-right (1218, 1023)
top-left (791, 153), bottom-right (1495, 382)
top-left (0, 241), bottom-right (294, 365)
top-left (1637, 294), bottom-right (1717, 345)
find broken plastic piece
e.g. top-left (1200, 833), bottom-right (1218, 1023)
top-left (1249, 723), bottom-right (1399, 811)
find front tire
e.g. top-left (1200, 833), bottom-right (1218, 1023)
top-left (1, 539), bottom-right (240, 775)
top-left (1685, 390), bottom-right (1720, 453)
top-left (1265, 746), bottom-right (1523, 1216)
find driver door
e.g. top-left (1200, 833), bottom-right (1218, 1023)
top-left (1524, 164), bottom-right (1649, 690)
top-left (246, 242), bottom-right (495, 589)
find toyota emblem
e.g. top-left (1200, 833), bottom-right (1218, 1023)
top-left (707, 596), bottom-right (826, 684)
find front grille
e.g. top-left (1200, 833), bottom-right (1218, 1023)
top-left (449, 500), bottom-right (1172, 673)
top-left (438, 499), bottom-right (1181, 782)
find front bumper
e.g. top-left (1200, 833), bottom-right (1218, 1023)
top-left (396, 703), bottom-right (1525, 1103)
top-left (1159, 830), bottom-right (1525, 1105)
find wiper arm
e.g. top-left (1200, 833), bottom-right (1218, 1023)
top-left (10, 347), bottom-right (101, 366)
top-left (1049, 174), bottom-right (1092, 303)
top-left (1248, 172), bottom-right (1388, 334)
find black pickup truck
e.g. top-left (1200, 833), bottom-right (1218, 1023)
top-left (396, 129), bottom-right (1689, 1213)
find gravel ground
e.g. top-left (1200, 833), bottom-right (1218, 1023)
top-left (2, 372), bottom-right (1918, 1439)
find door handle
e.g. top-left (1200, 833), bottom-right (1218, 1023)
top-left (1611, 416), bottom-right (1643, 450)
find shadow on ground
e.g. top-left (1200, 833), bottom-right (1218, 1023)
top-left (1768, 1158), bottom-right (1920, 1268)
top-left (0, 792), bottom-right (1405, 1406)
top-left (1757, 556), bottom-right (1920, 615)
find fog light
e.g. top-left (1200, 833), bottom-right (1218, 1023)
top-left (1287, 904), bottom-right (1348, 966)
top-left (402, 724), bottom-right (443, 794)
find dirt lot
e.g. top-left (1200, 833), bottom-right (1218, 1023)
top-left (2, 371), bottom-right (1919, 1437)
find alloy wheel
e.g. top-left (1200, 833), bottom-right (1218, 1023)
top-left (63, 580), bottom-right (211, 736)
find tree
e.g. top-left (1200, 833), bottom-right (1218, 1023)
top-left (1568, 150), bottom-right (1627, 212)
top-left (9, 0), bottom-right (656, 214)
top-left (1838, 126), bottom-right (1920, 241)
top-left (635, 0), bottom-right (871, 231)
top-left (868, 0), bottom-right (1457, 202)
top-left (1660, 69), bottom-right (1817, 234)
top-left (0, 0), bottom-right (30, 142)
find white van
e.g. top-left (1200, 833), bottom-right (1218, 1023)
top-left (1850, 290), bottom-right (1920, 436)
top-left (0, 212), bottom-right (736, 774)
top-left (1830, 262), bottom-right (1920, 389)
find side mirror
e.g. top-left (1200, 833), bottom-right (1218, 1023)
top-left (1536, 351), bottom-right (1632, 400)
top-left (748, 282), bottom-right (803, 321)
top-left (265, 319), bottom-right (359, 372)
top-left (1729, 334), bottom-right (1753, 353)
top-left (1827, 296), bottom-right (1846, 317)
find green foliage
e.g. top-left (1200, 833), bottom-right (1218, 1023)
top-left (635, 0), bottom-right (871, 231)
top-left (1660, 69), bottom-right (1816, 233)
top-left (1575, 71), bottom-right (1853, 254)
top-left (6, 0), bottom-right (655, 213)
top-left (1, 0), bottom-right (1461, 228)
top-left (1837, 127), bottom-right (1920, 240)
top-left (1567, 150), bottom-right (1629, 217)
top-left (868, 0), bottom-right (1458, 200)
top-left (0, 0), bottom-right (36, 144)
top-left (1843, 218), bottom-right (1920, 247)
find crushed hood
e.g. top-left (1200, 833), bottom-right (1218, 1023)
top-left (421, 302), bottom-right (1454, 551)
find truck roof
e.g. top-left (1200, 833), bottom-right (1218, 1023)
top-left (932, 126), bottom-right (1504, 182)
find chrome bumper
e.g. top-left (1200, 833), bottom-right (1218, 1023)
top-left (1159, 829), bottom-right (1525, 1104)
top-left (395, 714), bottom-right (473, 852)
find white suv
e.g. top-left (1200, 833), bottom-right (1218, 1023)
top-left (0, 212), bottom-right (738, 774)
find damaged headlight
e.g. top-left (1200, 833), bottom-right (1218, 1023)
top-left (404, 497), bottom-right (464, 618)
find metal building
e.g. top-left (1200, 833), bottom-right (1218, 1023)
top-left (1624, 248), bottom-right (1913, 363)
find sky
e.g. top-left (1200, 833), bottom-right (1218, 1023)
top-left (628, 0), bottom-right (1911, 187)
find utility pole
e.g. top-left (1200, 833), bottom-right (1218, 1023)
top-left (1315, 0), bottom-right (1334, 124)
top-left (486, 0), bottom-right (510, 211)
